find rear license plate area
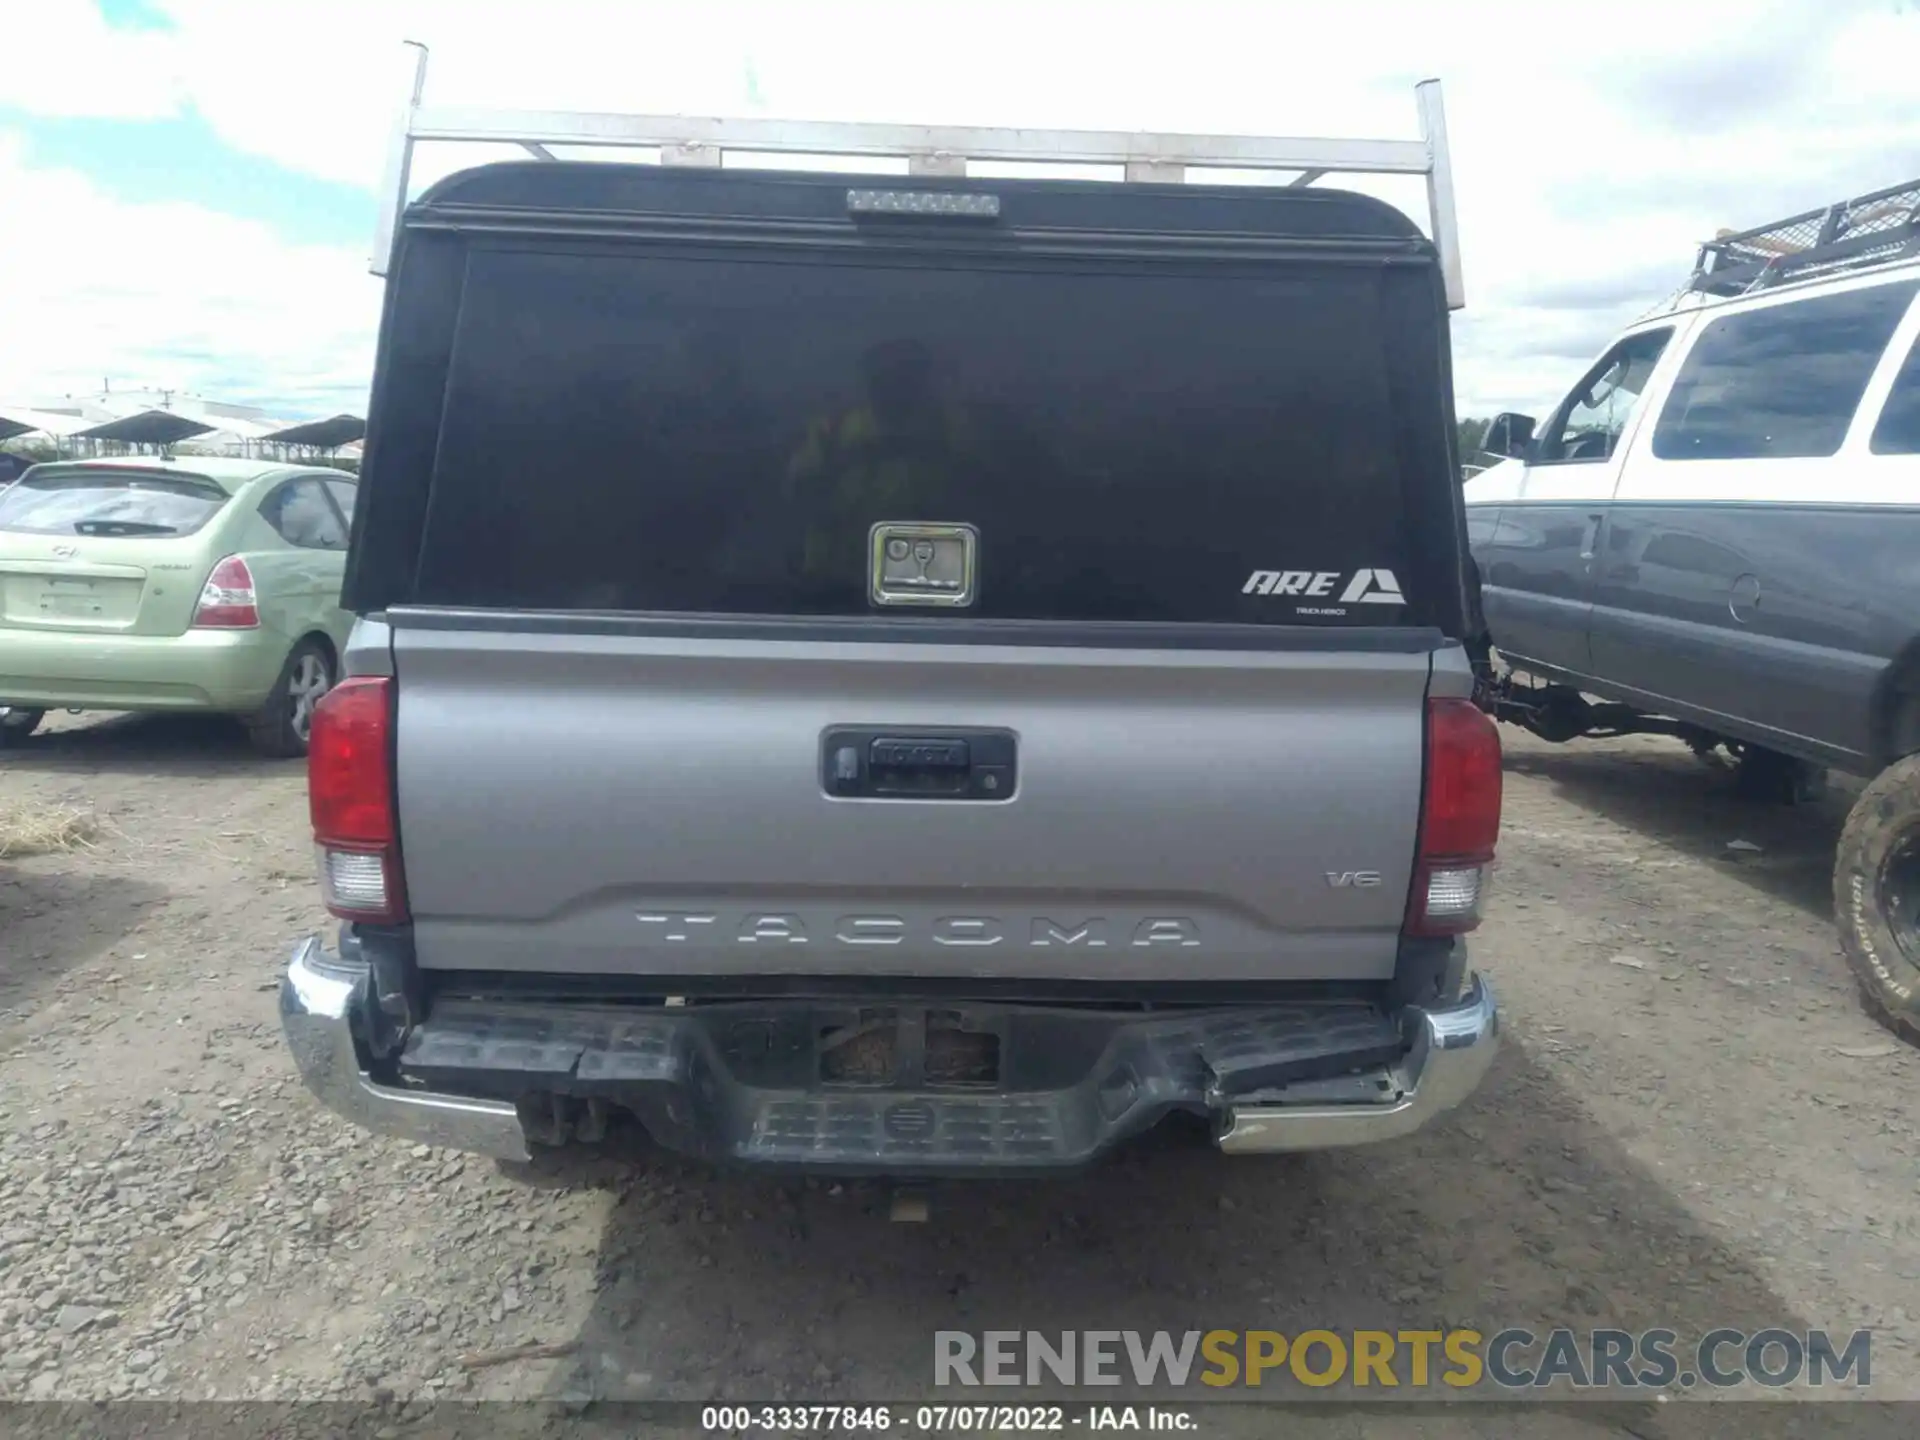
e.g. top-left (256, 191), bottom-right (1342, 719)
top-left (4, 573), bottom-right (139, 625)
top-left (40, 580), bottom-right (102, 618)
top-left (818, 1008), bottom-right (1002, 1089)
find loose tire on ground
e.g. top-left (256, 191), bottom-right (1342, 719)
top-left (1833, 752), bottom-right (1920, 1047)
top-left (246, 639), bottom-right (335, 759)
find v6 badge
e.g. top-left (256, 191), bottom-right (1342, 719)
top-left (869, 522), bottom-right (978, 608)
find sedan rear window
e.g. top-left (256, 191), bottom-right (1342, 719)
top-left (0, 469), bottom-right (231, 537)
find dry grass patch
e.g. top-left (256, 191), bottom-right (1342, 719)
top-left (0, 801), bottom-right (102, 858)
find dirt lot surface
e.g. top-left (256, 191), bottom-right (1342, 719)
top-left (3, 713), bottom-right (1920, 1439)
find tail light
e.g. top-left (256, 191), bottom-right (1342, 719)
top-left (308, 676), bottom-right (407, 924)
top-left (1406, 696), bottom-right (1502, 935)
top-left (192, 555), bottom-right (260, 628)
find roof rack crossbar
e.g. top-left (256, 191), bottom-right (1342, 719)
top-left (369, 43), bottom-right (1465, 308)
top-left (1688, 177), bottom-right (1920, 297)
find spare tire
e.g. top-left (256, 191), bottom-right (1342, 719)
top-left (1834, 752), bottom-right (1920, 1046)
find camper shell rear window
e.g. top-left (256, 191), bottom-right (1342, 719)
top-left (348, 164), bottom-right (1471, 635)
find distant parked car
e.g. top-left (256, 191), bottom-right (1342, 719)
top-left (0, 453), bottom-right (35, 490)
top-left (0, 456), bottom-right (358, 755)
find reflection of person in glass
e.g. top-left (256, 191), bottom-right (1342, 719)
top-left (785, 338), bottom-right (976, 587)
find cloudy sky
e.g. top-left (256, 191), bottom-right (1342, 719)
top-left (2, 0), bottom-right (1916, 421)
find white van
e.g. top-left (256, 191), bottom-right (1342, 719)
top-left (1463, 178), bottom-right (1920, 1044)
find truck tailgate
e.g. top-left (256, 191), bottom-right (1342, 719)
top-left (393, 622), bottom-right (1431, 982)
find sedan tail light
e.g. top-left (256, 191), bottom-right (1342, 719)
top-left (308, 676), bottom-right (407, 924)
top-left (192, 555), bottom-right (259, 629)
top-left (1406, 696), bottom-right (1502, 935)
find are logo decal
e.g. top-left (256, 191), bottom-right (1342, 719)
top-left (1242, 568), bottom-right (1405, 604)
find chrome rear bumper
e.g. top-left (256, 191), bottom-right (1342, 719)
top-left (1217, 974), bottom-right (1499, 1152)
top-left (280, 935), bottom-right (1496, 1167)
top-left (279, 938), bottom-right (531, 1161)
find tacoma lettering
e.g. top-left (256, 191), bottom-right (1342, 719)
top-left (636, 913), bottom-right (1203, 947)
top-left (634, 912), bottom-right (716, 942)
top-left (1030, 918), bottom-right (1110, 947)
top-left (1132, 919), bottom-right (1201, 948)
top-left (836, 916), bottom-right (907, 946)
top-left (737, 915), bottom-right (808, 944)
top-left (932, 917), bottom-right (1003, 947)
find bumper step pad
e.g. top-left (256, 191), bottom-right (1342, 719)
top-left (397, 995), bottom-right (1404, 1171)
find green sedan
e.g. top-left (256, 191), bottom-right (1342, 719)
top-left (0, 456), bottom-right (358, 757)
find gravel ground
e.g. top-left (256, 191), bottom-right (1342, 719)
top-left (3, 712), bottom-right (1919, 1439)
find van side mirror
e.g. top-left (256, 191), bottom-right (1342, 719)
top-left (1474, 410), bottom-right (1536, 462)
top-left (1482, 412), bottom-right (1536, 461)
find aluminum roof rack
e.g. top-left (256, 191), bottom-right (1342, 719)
top-left (1688, 178), bottom-right (1920, 298)
top-left (371, 42), bottom-right (1464, 308)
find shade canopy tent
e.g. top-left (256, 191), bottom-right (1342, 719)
top-left (175, 413), bottom-right (284, 455)
top-left (73, 411), bottom-right (215, 447)
top-left (261, 414), bottom-right (367, 450)
top-left (0, 403), bottom-right (98, 442)
top-left (3, 395), bottom-right (365, 460)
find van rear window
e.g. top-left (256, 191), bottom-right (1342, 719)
top-left (409, 247), bottom-right (1426, 625)
top-left (0, 469), bottom-right (229, 537)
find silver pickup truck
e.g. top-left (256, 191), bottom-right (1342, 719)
top-left (279, 79), bottom-right (1502, 1173)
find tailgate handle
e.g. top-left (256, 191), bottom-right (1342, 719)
top-left (822, 727), bottom-right (1017, 802)
top-left (869, 735), bottom-right (972, 795)
top-left (870, 736), bottom-right (971, 773)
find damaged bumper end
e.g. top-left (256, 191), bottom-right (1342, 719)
top-left (279, 935), bottom-right (1498, 1170)
top-left (280, 939), bottom-right (533, 1162)
top-left (1214, 973), bottom-right (1498, 1153)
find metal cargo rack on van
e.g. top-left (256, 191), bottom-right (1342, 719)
top-left (1689, 177), bottom-right (1920, 298)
